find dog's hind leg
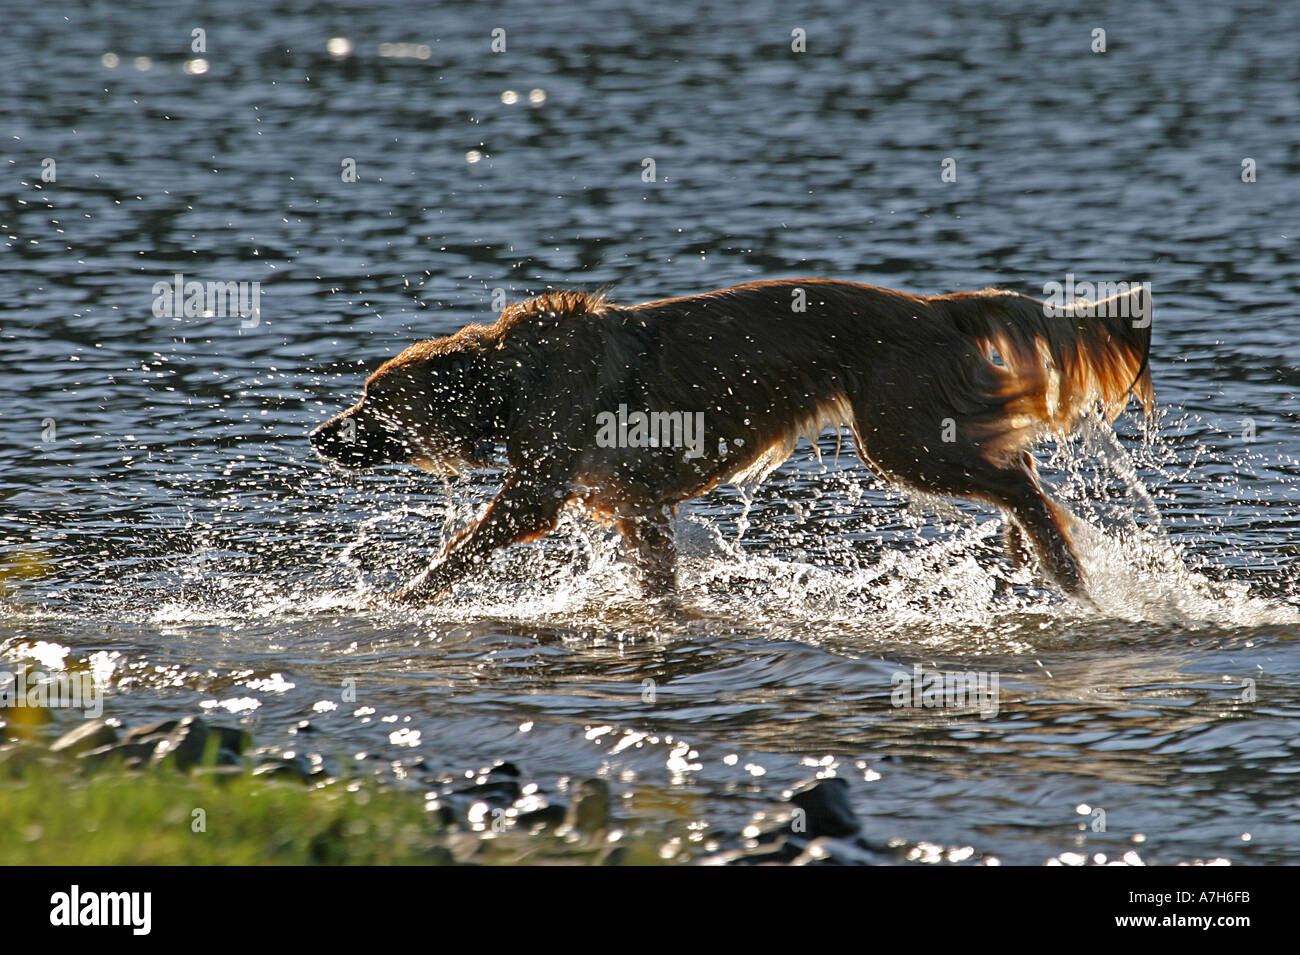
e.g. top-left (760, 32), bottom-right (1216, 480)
top-left (997, 521), bottom-right (1030, 569)
top-left (616, 507), bottom-right (677, 598)
top-left (975, 461), bottom-right (1086, 597)
top-left (851, 390), bottom-right (1087, 596)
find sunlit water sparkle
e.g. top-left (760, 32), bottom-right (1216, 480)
top-left (3, 0), bottom-right (1299, 864)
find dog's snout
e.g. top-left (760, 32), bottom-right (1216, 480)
top-left (310, 408), bottom-right (407, 470)
top-left (310, 414), bottom-right (351, 461)
top-left (309, 414), bottom-right (346, 453)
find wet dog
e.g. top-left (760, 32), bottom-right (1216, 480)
top-left (310, 279), bottom-right (1153, 603)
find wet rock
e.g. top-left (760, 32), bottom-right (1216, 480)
top-left (209, 725), bottom-right (253, 754)
top-left (423, 799), bottom-right (458, 828)
top-left (189, 748), bottom-right (245, 774)
top-left (213, 747), bottom-right (243, 767)
top-left (50, 719), bottom-right (119, 756)
top-left (149, 716), bottom-right (211, 771)
top-left (452, 778), bottom-right (522, 803)
top-left (701, 779), bottom-right (868, 866)
top-left (123, 719), bottom-right (180, 744)
top-left (426, 783), bottom-right (542, 830)
top-left (253, 753), bottom-right (312, 783)
top-left (704, 832), bottom-right (804, 866)
top-left (438, 793), bottom-right (481, 827)
top-left (449, 762), bottom-right (527, 804)
top-left (289, 720), bottom-right (315, 735)
top-left (564, 778), bottom-right (611, 833)
top-left (788, 836), bottom-right (884, 866)
top-left (79, 740), bottom-right (161, 769)
top-left (787, 777), bottom-right (859, 839)
top-left (515, 803), bottom-right (567, 829)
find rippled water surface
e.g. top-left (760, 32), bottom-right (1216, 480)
top-left (3, 0), bottom-right (1299, 863)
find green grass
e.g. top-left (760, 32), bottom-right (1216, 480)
top-left (0, 743), bottom-right (675, 865)
top-left (1, 756), bottom-right (447, 864)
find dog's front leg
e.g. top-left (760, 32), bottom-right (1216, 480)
top-left (394, 476), bottom-right (564, 604)
top-left (616, 508), bottom-right (677, 598)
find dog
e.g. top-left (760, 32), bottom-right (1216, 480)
top-left (310, 279), bottom-right (1153, 603)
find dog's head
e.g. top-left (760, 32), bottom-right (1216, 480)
top-left (310, 334), bottom-right (498, 474)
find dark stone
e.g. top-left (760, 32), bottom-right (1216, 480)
top-left (452, 778), bottom-right (521, 803)
top-left (515, 803), bottom-right (567, 828)
top-left (253, 754), bottom-right (312, 783)
top-left (79, 740), bottom-right (160, 768)
top-left (50, 719), bottom-right (119, 756)
top-left (788, 836), bottom-right (882, 866)
top-left (149, 716), bottom-right (211, 771)
top-left (704, 836), bottom-right (803, 866)
top-left (423, 800), bottom-right (457, 827)
top-left (123, 719), bottom-right (180, 744)
top-left (209, 725), bottom-right (253, 754)
top-left (213, 747), bottom-right (243, 767)
top-left (787, 777), bottom-right (860, 838)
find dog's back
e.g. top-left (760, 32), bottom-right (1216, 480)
top-left (559, 280), bottom-right (1152, 506)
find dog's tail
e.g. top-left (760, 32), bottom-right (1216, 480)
top-left (952, 284), bottom-right (1154, 464)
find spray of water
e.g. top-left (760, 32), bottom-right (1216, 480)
top-left (3, 408), bottom-right (1296, 644)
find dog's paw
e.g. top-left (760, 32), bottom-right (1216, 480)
top-left (391, 572), bottom-right (451, 606)
top-left (391, 584), bottom-right (428, 606)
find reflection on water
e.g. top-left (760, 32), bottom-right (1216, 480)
top-left (2, 0), bottom-right (1300, 863)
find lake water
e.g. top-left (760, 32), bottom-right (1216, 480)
top-left (2, 0), bottom-right (1299, 863)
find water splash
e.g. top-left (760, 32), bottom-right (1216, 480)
top-left (3, 411), bottom-right (1296, 645)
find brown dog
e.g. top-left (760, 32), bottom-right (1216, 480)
top-left (310, 279), bottom-right (1153, 603)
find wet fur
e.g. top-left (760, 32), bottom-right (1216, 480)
top-left (310, 279), bottom-right (1154, 602)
